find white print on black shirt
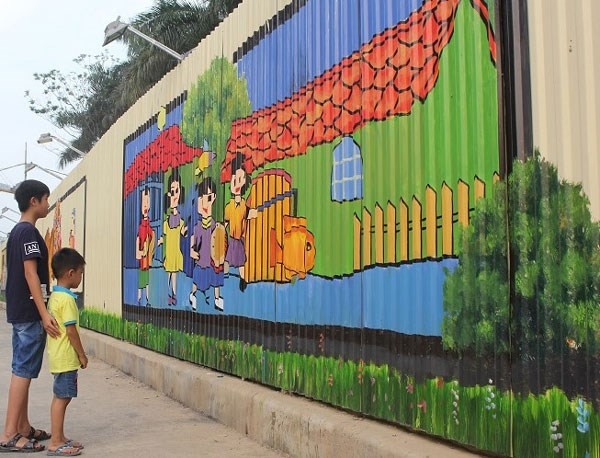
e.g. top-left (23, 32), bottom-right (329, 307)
top-left (30, 283), bottom-right (49, 303)
top-left (23, 242), bottom-right (40, 256)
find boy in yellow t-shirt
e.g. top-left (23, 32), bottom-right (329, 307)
top-left (46, 248), bottom-right (87, 456)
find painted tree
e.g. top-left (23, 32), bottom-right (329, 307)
top-left (181, 57), bottom-right (251, 217)
top-left (443, 154), bottom-right (600, 358)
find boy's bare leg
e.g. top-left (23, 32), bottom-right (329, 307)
top-left (1, 375), bottom-right (32, 447)
top-left (17, 377), bottom-right (32, 435)
top-left (48, 396), bottom-right (72, 451)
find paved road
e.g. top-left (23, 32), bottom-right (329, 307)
top-left (0, 313), bottom-right (286, 457)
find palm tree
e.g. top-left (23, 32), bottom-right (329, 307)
top-left (116, 0), bottom-right (243, 110)
top-left (28, 0), bottom-right (242, 167)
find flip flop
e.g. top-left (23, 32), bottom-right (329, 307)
top-left (65, 440), bottom-right (84, 450)
top-left (46, 443), bottom-right (81, 456)
top-left (27, 427), bottom-right (51, 442)
top-left (0, 433), bottom-right (45, 453)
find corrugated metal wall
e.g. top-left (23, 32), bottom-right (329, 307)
top-left (514, 2), bottom-right (600, 457)
top-left (36, 1), bottom-right (600, 456)
top-left (528, 0), bottom-right (600, 219)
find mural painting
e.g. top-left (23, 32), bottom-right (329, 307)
top-left (116, 1), bottom-right (599, 456)
top-left (44, 179), bottom-right (86, 295)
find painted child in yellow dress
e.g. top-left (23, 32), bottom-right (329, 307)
top-left (157, 168), bottom-right (187, 306)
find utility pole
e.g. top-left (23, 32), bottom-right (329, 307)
top-left (24, 142), bottom-right (27, 180)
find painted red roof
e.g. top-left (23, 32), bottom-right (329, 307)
top-left (124, 125), bottom-right (205, 197)
top-left (221, 0), bottom-right (496, 182)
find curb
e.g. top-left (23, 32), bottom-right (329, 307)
top-left (80, 328), bottom-right (480, 458)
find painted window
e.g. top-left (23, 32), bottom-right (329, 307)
top-left (331, 136), bottom-right (363, 202)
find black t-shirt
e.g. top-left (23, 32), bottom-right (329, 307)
top-left (6, 222), bottom-right (49, 323)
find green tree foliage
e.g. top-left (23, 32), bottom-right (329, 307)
top-left (117, 0), bottom-right (243, 110)
top-left (181, 57), bottom-right (251, 219)
top-left (181, 57), bottom-right (251, 165)
top-left (25, 54), bottom-right (126, 168)
top-left (443, 154), bottom-right (600, 357)
top-left (26, 0), bottom-right (242, 167)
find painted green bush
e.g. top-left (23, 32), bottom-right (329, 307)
top-left (443, 154), bottom-right (600, 357)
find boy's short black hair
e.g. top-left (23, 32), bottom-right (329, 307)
top-left (14, 180), bottom-right (50, 212)
top-left (51, 248), bottom-right (86, 279)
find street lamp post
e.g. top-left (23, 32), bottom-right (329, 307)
top-left (1, 160), bottom-right (67, 194)
top-left (24, 163), bottom-right (67, 181)
top-left (1, 208), bottom-right (20, 218)
top-left (0, 214), bottom-right (18, 224)
top-left (37, 133), bottom-right (86, 157)
top-left (103, 17), bottom-right (184, 61)
top-left (0, 183), bottom-right (16, 195)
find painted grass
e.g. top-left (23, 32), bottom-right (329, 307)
top-left (81, 309), bottom-right (599, 457)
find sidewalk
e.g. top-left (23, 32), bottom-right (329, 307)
top-left (1, 303), bottom-right (481, 457)
top-left (0, 308), bottom-right (284, 457)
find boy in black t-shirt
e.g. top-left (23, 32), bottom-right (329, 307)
top-left (0, 180), bottom-right (60, 453)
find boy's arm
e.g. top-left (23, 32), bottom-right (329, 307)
top-left (23, 259), bottom-right (60, 338)
top-left (65, 325), bottom-right (88, 369)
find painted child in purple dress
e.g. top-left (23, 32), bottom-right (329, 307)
top-left (189, 177), bottom-right (225, 311)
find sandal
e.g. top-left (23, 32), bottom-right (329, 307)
top-left (0, 433), bottom-right (45, 453)
top-left (46, 444), bottom-right (81, 456)
top-left (27, 427), bottom-right (51, 442)
top-left (65, 440), bottom-right (84, 450)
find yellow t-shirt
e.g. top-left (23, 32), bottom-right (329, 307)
top-left (46, 288), bottom-right (81, 374)
top-left (224, 198), bottom-right (247, 239)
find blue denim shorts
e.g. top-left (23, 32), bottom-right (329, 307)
top-left (12, 321), bottom-right (46, 379)
top-left (53, 371), bottom-right (78, 399)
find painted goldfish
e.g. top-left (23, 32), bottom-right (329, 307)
top-left (566, 338), bottom-right (581, 350)
top-left (269, 215), bottom-right (315, 281)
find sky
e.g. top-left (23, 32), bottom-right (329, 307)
top-left (0, 0), bottom-right (156, 237)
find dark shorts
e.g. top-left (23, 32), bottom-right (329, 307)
top-left (193, 266), bottom-right (224, 292)
top-left (11, 321), bottom-right (46, 379)
top-left (225, 237), bottom-right (246, 267)
top-left (53, 370), bottom-right (78, 399)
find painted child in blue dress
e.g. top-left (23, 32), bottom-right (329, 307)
top-left (189, 177), bottom-right (225, 311)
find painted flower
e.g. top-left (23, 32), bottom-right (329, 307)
top-left (576, 398), bottom-right (590, 433)
top-left (549, 420), bottom-right (564, 453)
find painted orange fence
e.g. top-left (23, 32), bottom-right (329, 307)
top-left (353, 174), bottom-right (499, 269)
top-left (245, 169), bottom-right (294, 283)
